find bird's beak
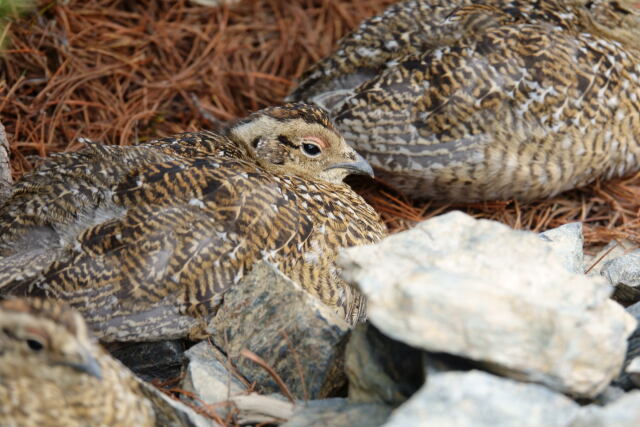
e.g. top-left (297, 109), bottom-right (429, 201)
top-left (325, 152), bottom-right (374, 178)
top-left (56, 352), bottom-right (103, 379)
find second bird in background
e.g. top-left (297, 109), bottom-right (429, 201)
top-left (289, 0), bottom-right (640, 202)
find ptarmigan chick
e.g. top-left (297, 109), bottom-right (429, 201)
top-left (0, 298), bottom-right (156, 427)
top-left (289, 0), bottom-right (640, 201)
top-left (0, 104), bottom-right (386, 340)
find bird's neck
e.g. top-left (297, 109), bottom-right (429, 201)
top-left (223, 128), bottom-right (263, 163)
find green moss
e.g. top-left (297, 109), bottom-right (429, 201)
top-left (0, 0), bottom-right (35, 19)
top-left (0, 0), bottom-right (35, 50)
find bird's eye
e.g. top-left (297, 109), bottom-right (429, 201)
top-left (26, 338), bottom-right (44, 351)
top-left (301, 143), bottom-right (321, 157)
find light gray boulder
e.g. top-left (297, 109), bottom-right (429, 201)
top-left (283, 398), bottom-right (391, 427)
top-left (182, 341), bottom-right (247, 407)
top-left (627, 357), bottom-right (640, 388)
top-left (585, 240), bottom-right (639, 276)
top-left (601, 250), bottom-right (640, 305)
top-left (613, 302), bottom-right (640, 389)
top-left (570, 391), bottom-right (640, 427)
top-left (539, 222), bottom-right (584, 274)
top-left (384, 370), bottom-right (580, 427)
top-left (601, 250), bottom-right (640, 288)
top-left (339, 211), bottom-right (636, 398)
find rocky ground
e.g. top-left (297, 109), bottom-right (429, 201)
top-left (130, 211), bottom-right (640, 426)
top-left (2, 2), bottom-right (640, 423)
top-left (2, 127), bottom-right (639, 423)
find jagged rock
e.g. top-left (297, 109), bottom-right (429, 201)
top-left (224, 394), bottom-right (390, 426)
top-left (614, 302), bottom-right (640, 390)
top-left (628, 301), bottom-right (640, 318)
top-left (229, 393), bottom-right (294, 425)
top-left (627, 358), bottom-right (640, 388)
top-left (345, 323), bottom-right (424, 406)
top-left (584, 240), bottom-right (639, 275)
top-left (570, 391), bottom-right (640, 427)
top-left (207, 261), bottom-right (350, 400)
top-left (384, 370), bottom-right (580, 427)
top-left (539, 223), bottom-right (584, 274)
top-left (283, 398), bottom-right (391, 427)
top-left (107, 340), bottom-right (186, 382)
top-left (339, 211), bottom-right (636, 398)
top-left (0, 121), bottom-right (11, 203)
top-left (593, 386), bottom-right (626, 406)
top-left (137, 380), bottom-right (217, 427)
top-left (601, 251), bottom-right (640, 305)
top-left (182, 341), bottom-right (247, 406)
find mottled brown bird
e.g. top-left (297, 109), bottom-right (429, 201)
top-left (288, 0), bottom-right (640, 201)
top-left (0, 104), bottom-right (385, 341)
top-left (0, 298), bottom-right (155, 426)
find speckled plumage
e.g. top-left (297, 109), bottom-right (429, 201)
top-left (288, 0), bottom-right (640, 201)
top-left (0, 104), bottom-right (385, 340)
top-left (0, 298), bottom-right (155, 427)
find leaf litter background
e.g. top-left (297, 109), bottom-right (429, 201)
top-left (2, 0), bottom-right (640, 256)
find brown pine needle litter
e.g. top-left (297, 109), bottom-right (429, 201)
top-left (2, 0), bottom-right (640, 253)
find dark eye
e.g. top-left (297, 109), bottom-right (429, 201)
top-left (27, 339), bottom-right (44, 351)
top-left (302, 143), bottom-right (321, 157)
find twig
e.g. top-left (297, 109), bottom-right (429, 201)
top-left (239, 348), bottom-right (295, 403)
top-left (584, 241), bottom-right (619, 274)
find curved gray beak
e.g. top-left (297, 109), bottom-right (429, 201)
top-left (325, 152), bottom-right (374, 178)
top-left (57, 352), bottom-right (103, 379)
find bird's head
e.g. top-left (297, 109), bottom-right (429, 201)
top-left (227, 103), bottom-right (373, 184)
top-left (0, 298), bottom-right (102, 380)
top-left (575, 0), bottom-right (640, 45)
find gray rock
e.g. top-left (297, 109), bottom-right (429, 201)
top-left (283, 398), bottom-right (391, 427)
top-left (629, 301), bottom-right (640, 318)
top-left (345, 323), bottom-right (424, 406)
top-left (137, 379), bottom-right (217, 427)
top-left (601, 250), bottom-right (640, 305)
top-left (229, 393), bottom-right (295, 425)
top-left (626, 302), bottom-right (640, 352)
top-left (208, 261), bottom-right (350, 400)
top-left (107, 340), bottom-right (186, 382)
top-left (384, 370), bottom-right (580, 427)
top-left (539, 222), bottom-right (584, 274)
top-left (225, 394), bottom-right (390, 426)
top-left (585, 240), bottom-right (638, 274)
top-left (627, 357), bottom-right (640, 388)
top-left (570, 391), bottom-right (640, 427)
top-left (0, 121), bottom-right (11, 203)
top-left (613, 301), bottom-right (640, 390)
top-left (340, 211), bottom-right (636, 398)
top-left (182, 341), bottom-right (247, 407)
top-left (593, 386), bottom-right (626, 406)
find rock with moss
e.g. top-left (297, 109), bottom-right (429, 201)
top-left (207, 261), bottom-right (350, 400)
